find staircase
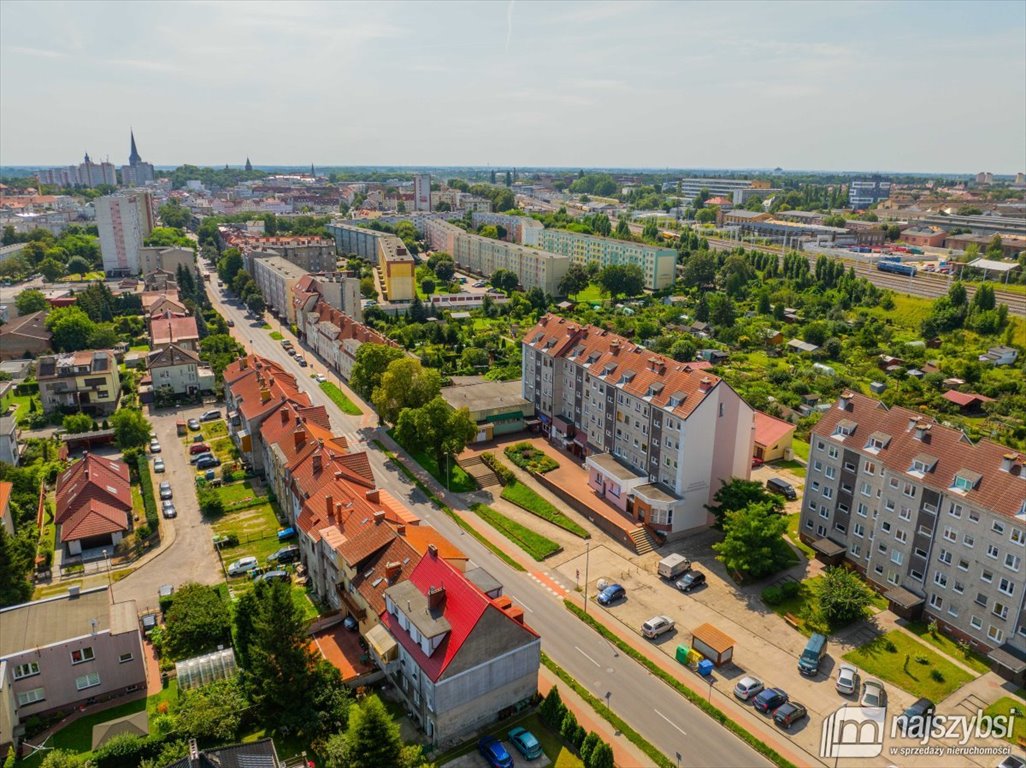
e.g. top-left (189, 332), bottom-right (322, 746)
top-left (458, 455), bottom-right (499, 489)
top-left (628, 526), bottom-right (660, 555)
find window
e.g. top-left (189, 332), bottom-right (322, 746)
top-left (948, 605), bottom-right (959, 618)
top-left (823, 487), bottom-right (833, 500)
top-left (909, 569), bottom-right (924, 581)
top-left (929, 594), bottom-right (943, 609)
top-left (882, 520), bottom-right (892, 533)
top-left (70, 647), bottom-right (94, 665)
top-left (835, 522), bottom-right (847, 533)
top-left (934, 571), bottom-right (947, 587)
top-left (975, 593), bottom-right (988, 608)
top-left (850, 544), bottom-right (862, 558)
top-left (828, 446), bottom-right (839, 459)
top-left (895, 529), bottom-right (908, 544)
top-left (854, 523), bottom-right (865, 538)
top-left (963, 533), bottom-right (974, 548)
top-left (968, 509), bottom-right (980, 523)
top-left (1005, 554), bottom-right (1021, 572)
top-left (75, 672), bottom-right (101, 691)
top-left (874, 564), bottom-right (884, 575)
top-left (953, 581), bottom-right (965, 594)
top-left (1011, 529), bottom-right (1024, 546)
top-left (861, 482), bottom-right (872, 497)
top-left (993, 602), bottom-right (1009, 620)
top-left (970, 616), bottom-right (982, 630)
top-left (949, 503), bottom-right (963, 518)
top-left (805, 518), bottom-right (814, 529)
top-left (891, 550), bottom-right (904, 566)
top-left (992, 520), bottom-right (1006, 535)
top-left (953, 475), bottom-right (974, 491)
top-left (844, 461), bottom-right (857, 473)
top-left (13, 662), bottom-right (39, 680)
top-left (813, 460), bottom-right (822, 472)
top-left (986, 544), bottom-right (999, 560)
top-left (981, 569), bottom-right (994, 583)
top-left (958, 558), bottom-right (970, 572)
top-left (16, 688), bottom-right (45, 706)
top-left (999, 578), bottom-right (1015, 596)
top-left (899, 507), bottom-right (911, 521)
top-left (938, 549), bottom-right (952, 565)
top-left (811, 480), bottom-right (821, 492)
top-left (824, 466), bottom-right (836, 480)
top-left (988, 626), bottom-right (1004, 643)
top-left (888, 477), bottom-right (899, 489)
top-left (857, 503), bottom-right (869, 517)
top-left (902, 482), bottom-right (916, 498)
top-left (864, 461), bottom-right (877, 475)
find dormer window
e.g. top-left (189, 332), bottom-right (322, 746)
top-left (647, 382), bottom-right (664, 397)
top-left (532, 333), bottom-right (544, 344)
top-left (834, 419), bottom-right (857, 437)
top-left (668, 391), bottom-right (686, 408)
top-left (585, 352), bottom-right (600, 366)
top-left (570, 345), bottom-right (585, 359)
top-left (544, 339), bottom-right (556, 350)
top-left (865, 431), bottom-right (891, 453)
top-left (602, 363), bottom-right (617, 377)
top-left (909, 454), bottom-right (937, 475)
top-left (952, 470), bottom-right (981, 492)
top-left (618, 370), bottom-right (635, 385)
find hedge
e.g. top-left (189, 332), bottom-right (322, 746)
top-left (480, 452), bottom-right (516, 485)
top-left (135, 454), bottom-right (160, 532)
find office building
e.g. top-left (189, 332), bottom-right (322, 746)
top-left (522, 315), bottom-right (754, 537)
top-left (413, 173), bottom-right (432, 212)
top-left (848, 177), bottom-right (892, 209)
top-left (798, 392), bottom-right (1026, 671)
top-left (119, 130), bottom-right (155, 187)
top-left (95, 191), bottom-right (155, 276)
top-left (538, 229), bottom-right (677, 290)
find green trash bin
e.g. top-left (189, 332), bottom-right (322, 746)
top-left (675, 645), bottom-right (690, 665)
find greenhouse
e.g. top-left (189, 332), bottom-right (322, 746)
top-left (175, 647), bottom-right (237, 691)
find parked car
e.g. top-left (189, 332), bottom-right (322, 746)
top-left (798, 632), bottom-right (828, 676)
top-left (342, 615), bottom-right (358, 631)
top-left (192, 434), bottom-right (205, 443)
top-left (765, 477), bottom-right (797, 500)
top-left (190, 451), bottom-right (213, 464)
top-left (153, 458), bottom-right (166, 473)
top-left (268, 545), bottom-right (300, 564)
top-left (895, 698), bottom-right (935, 735)
top-left (508, 726), bottom-right (543, 760)
top-left (473, 280), bottom-right (487, 288)
top-left (314, 374), bottom-right (327, 383)
top-left (477, 736), bottom-right (513, 768)
top-left (226, 319), bottom-right (235, 327)
top-left (227, 556), bottom-right (259, 577)
top-left (753, 687), bottom-right (789, 714)
top-left (733, 676), bottom-right (765, 701)
top-left (861, 679), bottom-right (886, 708)
top-left (675, 571), bottom-right (706, 592)
top-left (200, 410), bottom-right (221, 422)
top-left (641, 615), bottom-right (675, 639)
top-left (187, 418), bottom-right (201, 431)
top-left (773, 701), bottom-right (808, 729)
top-left (597, 583), bottom-right (626, 605)
top-left (161, 502), bottom-right (177, 519)
top-left (190, 443), bottom-right (212, 455)
top-left (149, 440), bottom-right (161, 453)
top-left (835, 664), bottom-right (859, 696)
top-left (196, 456), bottom-right (221, 470)
top-left (159, 482), bottom-right (173, 500)
top-left (297, 357), bottom-right (308, 367)
top-left (277, 527), bottom-right (297, 541)
top-left (260, 570), bottom-right (290, 584)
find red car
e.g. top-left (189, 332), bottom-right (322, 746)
top-left (752, 456), bottom-right (764, 468)
top-left (189, 442), bottom-right (211, 455)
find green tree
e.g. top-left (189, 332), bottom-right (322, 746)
top-left (490, 269), bottom-right (519, 294)
top-left (615, 217), bottom-right (631, 239)
top-left (695, 293), bottom-right (710, 322)
top-left (245, 292), bottom-right (265, 314)
top-left (706, 479), bottom-right (782, 527)
top-left (680, 251), bottom-right (718, 288)
top-left (432, 256), bottom-right (455, 282)
top-left (588, 742), bottom-right (614, 768)
top-left (329, 695), bottom-right (405, 768)
top-left (198, 487), bottom-right (225, 517)
top-left (39, 256), bottom-right (65, 282)
top-left (539, 686), bottom-right (566, 729)
top-left (15, 289), bottom-right (47, 314)
top-left (350, 344), bottom-right (405, 400)
top-left (62, 413), bottom-right (94, 434)
top-left (175, 677), bottom-right (246, 741)
top-left (712, 501), bottom-right (789, 579)
top-left (65, 255), bottom-right (92, 275)
top-left (45, 306), bottom-right (96, 351)
top-left (112, 408), bottom-right (151, 450)
top-left (158, 200), bottom-right (192, 229)
top-left (817, 567), bottom-right (876, 627)
top-left (217, 248), bottom-right (244, 284)
top-left (709, 293), bottom-right (735, 327)
top-left (144, 227), bottom-right (193, 250)
top-left (557, 262), bottom-right (591, 299)
top-left (695, 208), bottom-right (716, 224)
top-left (580, 732), bottom-right (600, 764)
top-left (394, 396), bottom-right (477, 469)
top-left (164, 583), bottom-right (232, 660)
top-left (479, 224), bottom-right (500, 239)
top-left (757, 292), bottom-right (772, 315)
top-left (38, 750), bottom-right (79, 768)
top-left (597, 264), bottom-right (645, 301)
top-left (373, 358), bottom-right (442, 424)
top-left (0, 526), bottom-right (34, 608)
top-left (420, 277), bottom-right (436, 296)
top-left (972, 283), bottom-right (996, 311)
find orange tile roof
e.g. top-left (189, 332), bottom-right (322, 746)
top-left (351, 535), bottom-right (421, 617)
top-left (225, 355), bottom-right (311, 421)
top-left (753, 411), bottom-right (795, 449)
top-left (60, 499), bottom-right (129, 541)
top-left (0, 481), bottom-right (12, 518)
top-left (401, 524), bottom-right (467, 564)
top-left (150, 315), bottom-right (199, 346)
top-left (55, 454), bottom-right (131, 526)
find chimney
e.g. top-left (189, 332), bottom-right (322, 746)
top-left (385, 561), bottom-right (401, 581)
top-left (396, 524), bottom-right (406, 536)
top-left (373, 510), bottom-right (385, 524)
top-left (240, 358), bottom-right (248, 370)
top-left (907, 416), bottom-right (919, 432)
top-left (1000, 452), bottom-right (1018, 473)
top-left (427, 585), bottom-right (446, 610)
top-left (427, 543), bottom-right (438, 558)
top-left (610, 340), bottom-right (621, 355)
top-left (914, 421), bottom-right (931, 441)
top-left (260, 388), bottom-right (271, 404)
top-left (280, 408), bottom-right (289, 425)
top-left (699, 376), bottom-right (713, 392)
top-left (506, 605), bottom-right (525, 624)
top-left (188, 739), bottom-right (200, 768)
top-left (365, 489), bottom-right (381, 503)
top-left (293, 429), bottom-right (306, 451)
top-left (325, 495), bottom-right (334, 519)
top-left (838, 391), bottom-right (854, 410)
top-left (312, 454), bottom-right (322, 473)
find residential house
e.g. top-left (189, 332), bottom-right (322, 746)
top-left (299, 301), bottom-right (398, 382)
top-left (146, 344), bottom-right (214, 396)
top-left (142, 291), bottom-right (188, 320)
top-left (0, 311), bottom-right (51, 360)
top-left (249, 255), bottom-right (309, 324)
top-left (150, 315), bottom-right (199, 353)
top-left (753, 411), bottom-right (795, 463)
top-left (979, 346), bottom-right (1019, 366)
top-left (0, 586), bottom-right (146, 752)
top-left (164, 739), bottom-right (280, 768)
top-left (338, 518), bottom-right (421, 631)
top-left (941, 390), bottom-right (995, 413)
top-left (137, 245), bottom-right (195, 277)
top-left (142, 269), bottom-right (177, 292)
top-left (0, 414), bottom-right (19, 467)
top-left (0, 481), bottom-right (13, 535)
top-left (37, 350), bottom-right (121, 415)
top-left (55, 453), bottom-right (132, 556)
top-left (376, 546), bottom-right (541, 745)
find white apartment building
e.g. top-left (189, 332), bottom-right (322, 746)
top-left (249, 255), bottom-right (309, 324)
top-left (470, 212), bottom-right (544, 245)
top-left (413, 173), bottom-right (432, 212)
top-left (522, 315), bottom-right (754, 537)
top-left (95, 191), bottom-right (155, 276)
top-left (538, 229), bottom-right (677, 290)
top-left (799, 392), bottom-right (1026, 676)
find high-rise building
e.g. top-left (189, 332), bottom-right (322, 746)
top-left (119, 130), bottom-right (155, 187)
top-left (95, 191), bottom-right (155, 276)
top-left (37, 153), bottom-right (117, 188)
top-left (413, 173), bottom-right (432, 212)
top-left (848, 177), bottom-right (892, 209)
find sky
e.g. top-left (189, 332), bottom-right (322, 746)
top-left (2, 0), bottom-right (1024, 173)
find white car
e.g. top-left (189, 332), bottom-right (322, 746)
top-left (314, 374), bottom-right (327, 383)
top-left (641, 615), bottom-right (675, 639)
top-left (733, 676), bottom-right (764, 701)
top-left (836, 664), bottom-right (859, 696)
top-left (153, 458), bottom-right (166, 473)
top-left (227, 556), bottom-right (259, 577)
top-left (861, 679), bottom-right (886, 708)
top-left (149, 440), bottom-right (161, 453)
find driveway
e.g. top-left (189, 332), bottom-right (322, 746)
top-left (112, 403), bottom-right (222, 612)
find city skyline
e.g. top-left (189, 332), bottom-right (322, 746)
top-left (1, 1), bottom-right (1025, 172)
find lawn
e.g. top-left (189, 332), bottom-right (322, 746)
top-left (983, 695), bottom-right (1026, 745)
top-left (904, 621), bottom-right (991, 675)
top-left (201, 420), bottom-right (229, 440)
top-left (319, 380), bottom-right (362, 415)
top-left (842, 630), bottom-right (975, 701)
top-left (216, 479), bottom-right (267, 507)
top-left (572, 282), bottom-right (604, 305)
top-left (0, 389), bottom-right (37, 418)
top-left (210, 436), bottom-right (235, 461)
top-left (470, 503), bottom-right (562, 561)
top-left (505, 442), bottom-right (559, 474)
top-left (785, 513), bottom-right (816, 558)
top-left (501, 481), bottom-right (590, 538)
top-left (391, 433), bottom-right (476, 492)
top-left (790, 439), bottom-right (810, 463)
top-left (770, 458), bottom-right (806, 472)
top-left (212, 502), bottom-right (281, 566)
top-left (765, 575), bottom-right (888, 636)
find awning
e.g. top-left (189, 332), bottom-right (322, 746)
top-left (365, 623), bottom-right (397, 662)
top-left (811, 538), bottom-right (846, 557)
top-left (573, 433), bottom-right (588, 446)
top-left (525, 419), bottom-right (541, 427)
top-left (987, 644), bottom-right (1026, 674)
top-left (883, 586), bottom-right (925, 610)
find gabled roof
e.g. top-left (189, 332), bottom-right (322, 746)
top-left (150, 315), bottom-right (199, 346)
top-left (224, 355), bottom-right (311, 421)
top-left (164, 738), bottom-right (279, 768)
top-left (0, 310), bottom-right (51, 341)
top-left (753, 411), bottom-right (795, 448)
top-left (942, 390), bottom-right (994, 408)
top-left (351, 535), bottom-right (420, 618)
top-left (140, 289), bottom-right (181, 310)
top-left (60, 499), bottom-right (129, 541)
top-left (55, 454), bottom-right (131, 526)
top-left (148, 343), bottom-right (201, 368)
top-left (336, 516), bottom-right (396, 566)
top-left (400, 524), bottom-right (466, 564)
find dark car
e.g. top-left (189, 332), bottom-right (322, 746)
top-left (766, 477), bottom-right (797, 500)
top-left (895, 698), bottom-right (935, 735)
top-left (753, 687), bottom-right (789, 714)
top-left (190, 451), bottom-right (214, 464)
top-left (675, 571), bottom-right (706, 592)
top-left (597, 583), bottom-right (626, 606)
top-left (196, 456), bottom-right (221, 470)
top-left (260, 570), bottom-right (290, 584)
top-left (267, 545), bottom-right (300, 564)
top-left (478, 736), bottom-right (513, 768)
top-left (773, 701), bottom-right (808, 729)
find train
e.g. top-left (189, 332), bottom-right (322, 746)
top-left (877, 259), bottom-right (917, 277)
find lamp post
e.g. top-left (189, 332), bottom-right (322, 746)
top-left (583, 541), bottom-right (591, 615)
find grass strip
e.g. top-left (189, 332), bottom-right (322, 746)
top-left (501, 481), bottom-right (590, 539)
top-left (372, 440), bottom-right (525, 572)
top-left (319, 381), bottom-right (363, 415)
top-left (540, 652), bottom-right (673, 768)
top-left (564, 600), bottom-right (799, 768)
top-left (269, 331), bottom-right (284, 340)
top-left (470, 503), bottom-right (562, 561)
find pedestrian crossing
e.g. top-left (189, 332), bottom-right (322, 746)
top-left (530, 570), bottom-right (570, 599)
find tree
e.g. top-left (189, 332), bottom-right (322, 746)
top-left (420, 277), bottom-right (435, 296)
top-left (329, 695), bottom-right (404, 768)
top-left (112, 408), bottom-right (151, 450)
top-left (144, 227), bottom-right (193, 250)
top-left (706, 479), bottom-right (782, 526)
top-left (757, 292), bottom-right (772, 315)
top-left (350, 343), bottom-right (405, 400)
top-left (505, 170), bottom-right (512, 187)
top-left (432, 257), bottom-right (455, 282)
top-left (0, 526), bottom-right (34, 608)
top-left (712, 501), bottom-right (789, 579)
top-left (62, 413), bottom-right (94, 434)
top-left (588, 743), bottom-right (614, 768)
top-left (558, 262), bottom-right (591, 299)
top-left (580, 732), bottom-right (600, 764)
top-left (394, 396), bottom-right (477, 469)
top-left (490, 269), bottom-right (519, 294)
top-left (217, 248), bottom-right (244, 284)
top-left (46, 307), bottom-right (96, 352)
top-left (709, 294), bottom-right (735, 327)
top-left (597, 264), bottom-right (645, 301)
top-left (175, 677), bottom-right (246, 742)
top-left (695, 208), bottom-right (716, 224)
top-left (66, 255), bottom-right (92, 275)
top-left (539, 686), bottom-right (566, 729)
top-left (680, 252), bottom-right (718, 288)
top-left (163, 583), bottom-right (232, 659)
top-left (695, 293), bottom-right (710, 322)
top-left (972, 283), bottom-right (996, 311)
top-left (614, 217), bottom-right (631, 239)
top-left (39, 256), bottom-right (65, 282)
top-left (986, 234), bottom-right (1003, 257)
top-left (198, 487), bottom-right (225, 517)
top-left (245, 292), bottom-right (265, 314)
top-left (15, 289), bottom-right (47, 314)
top-left (158, 200), bottom-right (192, 229)
top-left (817, 567), bottom-right (876, 627)
top-left (76, 283), bottom-right (117, 322)
top-left (38, 751), bottom-right (79, 768)
top-left (372, 358), bottom-right (442, 424)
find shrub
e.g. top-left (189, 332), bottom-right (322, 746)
top-left (780, 581), bottom-right (800, 599)
top-left (580, 732), bottom-right (600, 763)
top-left (93, 733), bottom-right (173, 768)
top-left (761, 585), bottom-right (783, 605)
top-left (560, 711), bottom-right (579, 742)
top-left (135, 454), bottom-right (160, 531)
top-left (539, 686), bottom-right (566, 729)
top-left (930, 669), bottom-right (945, 682)
top-left (884, 639), bottom-right (897, 653)
top-left (480, 452), bottom-right (516, 486)
top-left (915, 654), bottom-right (930, 665)
top-left (587, 742), bottom-right (614, 768)
top-left (505, 442), bottom-right (559, 473)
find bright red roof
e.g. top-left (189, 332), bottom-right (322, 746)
top-left (55, 454), bottom-right (131, 526)
top-left (753, 411), bottom-right (795, 449)
top-left (942, 390), bottom-right (994, 407)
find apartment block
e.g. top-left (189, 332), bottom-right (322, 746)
top-left (470, 212), bottom-right (543, 245)
top-left (848, 177), bottom-right (892, 209)
top-left (538, 229), bottom-right (677, 290)
top-left (522, 315), bottom-right (754, 537)
top-left (95, 191), bottom-right (155, 276)
top-left (379, 235), bottom-right (415, 302)
top-left (799, 392), bottom-right (1026, 677)
top-left (678, 178), bottom-right (778, 206)
top-left (37, 350), bottom-right (121, 415)
top-left (249, 254), bottom-right (310, 324)
top-left (414, 173), bottom-right (432, 212)
top-left (422, 219), bottom-right (569, 296)
top-left (243, 237), bottom-right (336, 273)
top-left (327, 222), bottom-right (394, 262)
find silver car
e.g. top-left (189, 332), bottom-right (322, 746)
top-left (733, 676), bottom-right (764, 701)
top-left (836, 664), bottom-right (859, 696)
top-left (861, 679), bottom-right (886, 708)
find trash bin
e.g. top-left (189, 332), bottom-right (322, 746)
top-left (675, 645), bottom-right (691, 665)
top-left (697, 659), bottom-right (714, 677)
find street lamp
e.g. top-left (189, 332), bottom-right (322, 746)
top-left (583, 542), bottom-right (591, 615)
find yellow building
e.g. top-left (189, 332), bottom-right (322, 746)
top-left (378, 237), bottom-right (415, 302)
top-left (37, 350), bottom-right (122, 415)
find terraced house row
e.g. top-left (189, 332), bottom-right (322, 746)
top-left (799, 391), bottom-right (1026, 680)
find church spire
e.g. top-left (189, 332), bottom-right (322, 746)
top-left (129, 129), bottom-right (141, 166)
top-left (245, 157), bottom-right (252, 172)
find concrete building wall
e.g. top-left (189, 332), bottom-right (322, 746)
top-left (139, 246), bottom-right (194, 276)
top-left (96, 192), bottom-right (154, 276)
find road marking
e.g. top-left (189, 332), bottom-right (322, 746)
top-left (511, 595), bottom-right (534, 613)
top-left (575, 646), bottom-right (600, 667)
top-left (653, 708), bottom-right (687, 737)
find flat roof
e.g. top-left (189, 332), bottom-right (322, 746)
top-left (967, 258), bottom-right (1020, 272)
top-left (440, 377), bottom-right (530, 415)
top-left (0, 586), bottom-right (136, 656)
top-left (587, 453), bottom-right (645, 483)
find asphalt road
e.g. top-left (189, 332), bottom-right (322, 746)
top-left (202, 263), bottom-right (775, 768)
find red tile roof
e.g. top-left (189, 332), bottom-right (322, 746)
top-left (0, 481), bottom-right (12, 518)
top-left (941, 390), bottom-right (994, 408)
top-left (225, 355), bottom-right (311, 421)
top-left (55, 454), bottom-right (131, 535)
top-left (753, 411), bottom-right (795, 449)
top-left (61, 500), bottom-right (129, 541)
top-left (150, 315), bottom-right (199, 346)
top-left (336, 516), bottom-right (397, 566)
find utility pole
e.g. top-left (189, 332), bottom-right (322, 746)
top-left (583, 541), bottom-right (590, 615)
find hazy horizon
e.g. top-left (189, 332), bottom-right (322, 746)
top-left (2, 1), bottom-right (1024, 173)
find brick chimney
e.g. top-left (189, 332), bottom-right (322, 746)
top-left (293, 429), bottom-right (306, 451)
top-left (427, 585), bottom-right (446, 610)
top-left (325, 494), bottom-right (334, 519)
top-left (396, 524), bottom-right (406, 536)
top-left (280, 408), bottom-right (289, 425)
top-left (365, 489), bottom-right (381, 503)
top-left (838, 391), bottom-right (854, 411)
top-left (427, 543), bottom-right (438, 558)
top-left (1000, 452), bottom-right (1018, 473)
top-left (373, 510), bottom-right (385, 524)
top-left (385, 561), bottom-right (401, 581)
top-left (240, 358), bottom-right (248, 370)
top-left (260, 388), bottom-right (271, 404)
top-left (312, 454), bottom-right (322, 473)
top-left (610, 340), bottom-right (621, 356)
top-left (699, 376), bottom-right (713, 392)
top-left (506, 606), bottom-right (525, 624)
